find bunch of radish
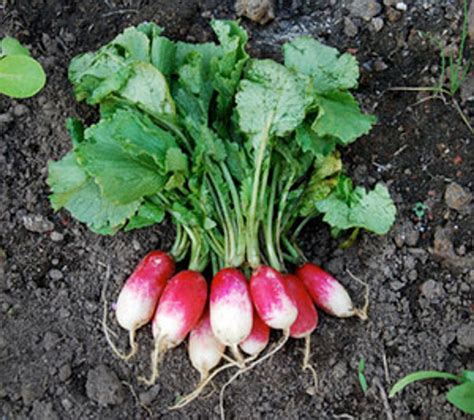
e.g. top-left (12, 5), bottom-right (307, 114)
top-left (105, 249), bottom-right (368, 413)
top-left (45, 19), bottom-right (395, 417)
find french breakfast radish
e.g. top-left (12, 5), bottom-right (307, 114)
top-left (141, 270), bottom-right (208, 385)
top-left (210, 268), bottom-right (253, 362)
top-left (250, 266), bottom-right (298, 330)
top-left (239, 308), bottom-right (270, 356)
top-left (285, 274), bottom-right (319, 387)
top-left (296, 263), bottom-right (367, 320)
top-left (104, 251), bottom-right (174, 360)
top-left (188, 307), bottom-right (225, 382)
top-left (284, 274), bottom-right (318, 339)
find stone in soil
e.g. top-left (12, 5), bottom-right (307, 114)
top-left (31, 401), bottom-right (59, 420)
top-left (235, 0), bottom-right (275, 24)
top-left (348, 0), bottom-right (382, 21)
top-left (22, 214), bottom-right (54, 233)
top-left (444, 182), bottom-right (472, 212)
top-left (456, 323), bottom-right (474, 348)
top-left (420, 279), bottom-right (444, 301)
top-left (86, 365), bottom-right (124, 406)
top-left (344, 17), bottom-right (359, 37)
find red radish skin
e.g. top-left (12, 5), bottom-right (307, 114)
top-left (250, 266), bottom-right (298, 330)
top-left (106, 251), bottom-right (174, 360)
top-left (116, 251), bottom-right (175, 332)
top-left (210, 268), bottom-right (253, 353)
top-left (296, 263), bottom-right (366, 319)
top-left (239, 308), bottom-right (270, 356)
top-left (188, 308), bottom-right (225, 382)
top-left (142, 270), bottom-right (208, 385)
top-left (284, 274), bottom-right (318, 339)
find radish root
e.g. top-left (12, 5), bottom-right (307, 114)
top-left (101, 265), bottom-right (138, 361)
top-left (139, 336), bottom-right (168, 386)
top-left (230, 344), bottom-right (246, 367)
top-left (302, 335), bottom-right (318, 390)
top-left (169, 361), bottom-right (237, 410)
top-left (219, 330), bottom-right (290, 420)
top-left (347, 269), bottom-right (370, 321)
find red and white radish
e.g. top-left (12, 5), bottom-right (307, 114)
top-left (250, 265), bottom-right (298, 330)
top-left (104, 251), bottom-right (174, 360)
top-left (284, 274), bottom-right (318, 339)
top-left (239, 308), bottom-right (270, 356)
top-left (296, 262), bottom-right (367, 320)
top-left (142, 270), bottom-right (208, 385)
top-left (210, 268), bottom-right (253, 362)
top-left (220, 267), bottom-right (298, 419)
top-left (285, 274), bottom-right (319, 387)
top-left (188, 307), bottom-right (225, 382)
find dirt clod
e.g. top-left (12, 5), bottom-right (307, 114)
top-left (86, 365), bottom-right (124, 406)
top-left (444, 182), bottom-right (472, 212)
top-left (456, 323), bottom-right (474, 349)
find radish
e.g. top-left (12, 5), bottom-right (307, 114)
top-left (285, 274), bottom-right (319, 388)
top-left (239, 308), bottom-right (270, 356)
top-left (219, 266), bottom-right (298, 420)
top-left (141, 270), bottom-right (208, 385)
top-left (296, 262), bottom-right (367, 320)
top-left (210, 268), bottom-right (253, 363)
top-left (103, 251), bottom-right (174, 360)
top-left (250, 266), bottom-right (298, 330)
top-left (284, 274), bottom-right (318, 339)
top-left (188, 307), bottom-right (225, 382)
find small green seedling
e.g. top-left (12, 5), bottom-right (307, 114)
top-left (0, 37), bottom-right (46, 98)
top-left (412, 202), bottom-right (428, 219)
top-left (389, 370), bottom-right (474, 415)
top-left (358, 357), bottom-right (368, 393)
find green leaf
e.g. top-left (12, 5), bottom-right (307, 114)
top-left (119, 62), bottom-right (176, 120)
top-left (211, 20), bottom-right (249, 119)
top-left (1, 37), bottom-right (30, 56)
top-left (76, 110), bottom-right (170, 204)
top-left (295, 122), bottom-right (336, 156)
top-left (66, 118), bottom-right (85, 146)
top-left (48, 152), bottom-right (140, 233)
top-left (446, 382), bottom-right (474, 414)
top-left (312, 91), bottom-right (376, 145)
top-left (460, 371), bottom-right (474, 382)
top-left (125, 200), bottom-right (165, 231)
top-left (389, 371), bottom-right (461, 398)
top-left (0, 55), bottom-right (46, 98)
top-left (358, 358), bottom-right (368, 393)
top-left (166, 147), bottom-right (188, 173)
top-left (283, 36), bottom-right (359, 93)
top-left (236, 59), bottom-right (308, 149)
top-left (113, 26), bottom-right (150, 62)
top-left (150, 36), bottom-right (176, 76)
top-left (299, 152), bottom-right (342, 217)
top-left (316, 183), bottom-right (396, 235)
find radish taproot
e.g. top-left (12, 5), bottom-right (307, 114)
top-left (188, 307), bottom-right (225, 382)
top-left (141, 270), bottom-right (208, 385)
top-left (210, 268), bottom-right (253, 363)
top-left (104, 251), bottom-right (175, 360)
top-left (296, 263), bottom-right (367, 320)
top-left (239, 308), bottom-right (270, 356)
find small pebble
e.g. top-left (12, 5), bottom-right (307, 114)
top-left (372, 17), bottom-right (384, 32)
top-left (50, 231), bottom-right (64, 242)
top-left (49, 269), bottom-right (63, 281)
top-left (395, 2), bottom-right (407, 11)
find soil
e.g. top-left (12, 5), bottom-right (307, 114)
top-left (1, 0), bottom-right (473, 419)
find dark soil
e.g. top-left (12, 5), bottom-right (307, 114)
top-left (1, 1), bottom-right (473, 419)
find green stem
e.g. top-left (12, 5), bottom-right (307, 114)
top-left (275, 172), bottom-right (295, 270)
top-left (247, 131), bottom-right (271, 268)
top-left (183, 225), bottom-right (202, 271)
top-left (220, 163), bottom-right (245, 266)
top-left (264, 164), bottom-right (281, 271)
top-left (389, 371), bottom-right (460, 398)
top-left (207, 171), bottom-right (236, 267)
